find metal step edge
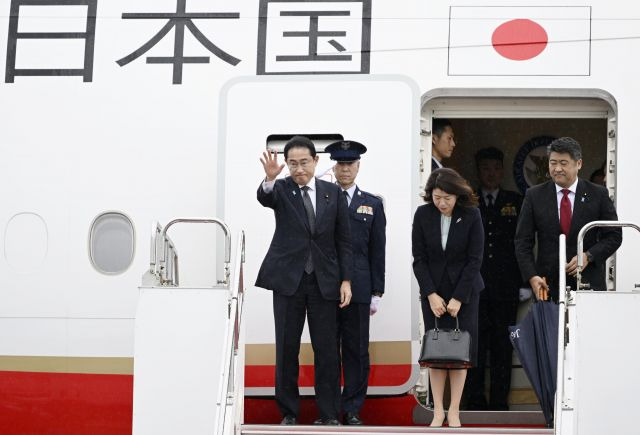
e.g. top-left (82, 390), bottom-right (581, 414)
top-left (413, 409), bottom-right (547, 426)
top-left (241, 424), bottom-right (554, 435)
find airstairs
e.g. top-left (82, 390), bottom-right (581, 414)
top-left (131, 219), bottom-right (640, 435)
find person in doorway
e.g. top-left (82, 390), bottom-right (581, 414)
top-left (465, 147), bottom-right (523, 411)
top-left (431, 119), bottom-right (456, 171)
top-left (256, 136), bottom-right (353, 425)
top-left (515, 137), bottom-right (622, 301)
top-left (412, 168), bottom-right (484, 428)
top-left (326, 140), bottom-right (386, 425)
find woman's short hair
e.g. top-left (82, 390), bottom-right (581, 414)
top-left (423, 168), bottom-right (478, 207)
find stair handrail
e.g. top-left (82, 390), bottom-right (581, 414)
top-left (214, 231), bottom-right (246, 435)
top-left (157, 218), bottom-right (232, 287)
top-left (576, 221), bottom-right (640, 290)
top-left (554, 234), bottom-right (568, 430)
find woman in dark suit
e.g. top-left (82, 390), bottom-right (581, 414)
top-left (412, 168), bottom-right (484, 427)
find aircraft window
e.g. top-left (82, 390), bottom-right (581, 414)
top-left (89, 211), bottom-right (135, 275)
top-left (4, 212), bottom-right (48, 274)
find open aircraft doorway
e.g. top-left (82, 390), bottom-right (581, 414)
top-left (416, 90), bottom-right (616, 427)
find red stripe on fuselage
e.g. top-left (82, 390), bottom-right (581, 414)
top-left (0, 365), bottom-right (413, 433)
top-left (246, 364), bottom-right (412, 387)
top-left (0, 371), bottom-right (132, 435)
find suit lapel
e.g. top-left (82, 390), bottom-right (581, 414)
top-left (314, 178), bottom-right (327, 229)
top-left (286, 177), bottom-right (311, 233)
top-left (546, 181), bottom-right (562, 234)
top-left (569, 179), bottom-right (588, 239)
top-left (495, 189), bottom-right (506, 209)
top-left (444, 206), bottom-right (462, 254)
top-left (430, 205), bottom-right (444, 255)
top-left (350, 186), bottom-right (364, 213)
top-left (476, 189), bottom-right (486, 212)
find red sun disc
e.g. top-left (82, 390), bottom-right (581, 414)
top-left (492, 19), bottom-right (548, 61)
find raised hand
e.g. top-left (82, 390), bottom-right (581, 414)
top-left (260, 150), bottom-right (285, 181)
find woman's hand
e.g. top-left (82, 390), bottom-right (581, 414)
top-left (447, 298), bottom-right (462, 317)
top-left (427, 293), bottom-right (447, 318)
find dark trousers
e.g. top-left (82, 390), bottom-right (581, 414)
top-left (338, 302), bottom-right (370, 414)
top-left (273, 272), bottom-right (340, 420)
top-left (465, 297), bottom-right (518, 410)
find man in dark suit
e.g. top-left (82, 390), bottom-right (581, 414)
top-left (466, 147), bottom-right (523, 411)
top-left (326, 140), bottom-right (386, 425)
top-left (515, 137), bottom-right (622, 301)
top-left (431, 118), bottom-right (456, 171)
top-left (256, 136), bottom-right (353, 425)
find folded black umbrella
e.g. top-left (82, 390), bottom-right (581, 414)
top-left (508, 301), bottom-right (559, 427)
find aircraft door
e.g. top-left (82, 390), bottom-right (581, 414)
top-left (218, 76), bottom-right (421, 396)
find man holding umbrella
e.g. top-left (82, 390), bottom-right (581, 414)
top-left (512, 136), bottom-right (622, 425)
top-left (515, 137), bottom-right (621, 300)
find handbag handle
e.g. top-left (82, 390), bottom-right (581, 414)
top-left (433, 315), bottom-right (461, 332)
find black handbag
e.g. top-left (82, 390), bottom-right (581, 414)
top-left (419, 315), bottom-right (472, 369)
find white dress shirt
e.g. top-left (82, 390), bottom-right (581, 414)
top-left (441, 214), bottom-right (451, 251)
top-left (555, 178), bottom-right (578, 218)
top-left (341, 184), bottom-right (357, 207)
top-left (481, 188), bottom-right (500, 207)
top-left (262, 176), bottom-right (317, 213)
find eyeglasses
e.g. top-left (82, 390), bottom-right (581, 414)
top-left (287, 159), bottom-right (313, 170)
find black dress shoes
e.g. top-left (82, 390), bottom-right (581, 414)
top-left (280, 416), bottom-right (297, 425)
top-left (344, 412), bottom-right (363, 425)
top-left (313, 418), bottom-right (341, 425)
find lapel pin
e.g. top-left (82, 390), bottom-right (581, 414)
top-left (456, 217), bottom-right (462, 223)
top-left (357, 191), bottom-right (362, 196)
top-left (292, 191), bottom-right (296, 196)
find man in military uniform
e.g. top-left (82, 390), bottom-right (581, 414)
top-left (326, 140), bottom-right (386, 425)
top-left (465, 147), bottom-right (523, 411)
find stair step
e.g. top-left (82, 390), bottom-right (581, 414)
top-left (241, 424), bottom-right (553, 435)
top-left (413, 409), bottom-right (547, 426)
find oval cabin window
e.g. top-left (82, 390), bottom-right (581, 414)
top-left (89, 212), bottom-right (135, 275)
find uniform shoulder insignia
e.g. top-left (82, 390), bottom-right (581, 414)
top-left (360, 190), bottom-right (381, 201)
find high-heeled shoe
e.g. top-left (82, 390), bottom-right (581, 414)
top-left (430, 411), bottom-right (446, 427)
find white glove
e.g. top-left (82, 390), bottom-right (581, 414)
top-left (519, 287), bottom-right (533, 302)
top-left (370, 295), bottom-right (382, 315)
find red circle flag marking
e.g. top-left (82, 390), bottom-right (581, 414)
top-left (491, 19), bottom-right (548, 61)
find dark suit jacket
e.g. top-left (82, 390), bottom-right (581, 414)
top-left (431, 157), bottom-right (441, 171)
top-left (477, 188), bottom-right (523, 300)
top-left (514, 179), bottom-right (622, 295)
top-left (347, 186), bottom-right (386, 304)
top-left (255, 176), bottom-right (352, 300)
top-left (412, 204), bottom-right (485, 303)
